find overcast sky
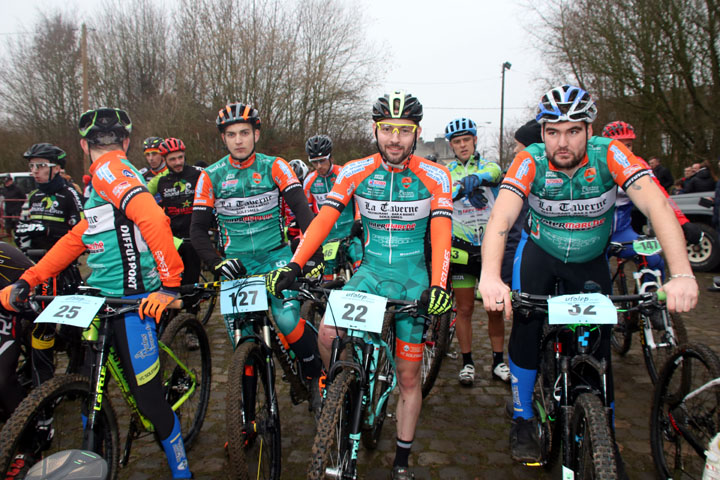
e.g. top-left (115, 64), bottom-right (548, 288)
top-left (1, 0), bottom-right (552, 150)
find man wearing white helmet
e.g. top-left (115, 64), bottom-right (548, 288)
top-left (478, 85), bottom-right (698, 466)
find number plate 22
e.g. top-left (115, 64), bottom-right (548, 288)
top-left (220, 278), bottom-right (269, 314)
top-left (326, 290), bottom-right (387, 334)
top-left (548, 293), bottom-right (617, 325)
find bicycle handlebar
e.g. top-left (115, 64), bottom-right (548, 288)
top-left (509, 289), bottom-right (667, 307)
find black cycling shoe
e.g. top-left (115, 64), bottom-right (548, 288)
top-left (390, 466), bottom-right (415, 480)
top-left (509, 417), bottom-right (542, 463)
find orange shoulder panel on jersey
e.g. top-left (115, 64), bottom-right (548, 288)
top-left (193, 170), bottom-right (215, 208)
top-left (605, 139), bottom-right (651, 187)
top-left (20, 220), bottom-right (89, 288)
top-left (411, 158), bottom-right (453, 288)
top-left (501, 151), bottom-right (537, 198)
top-left (88, 151), bottom-right (147, 206)
top-left (272, 158), bottom-right (301, 192)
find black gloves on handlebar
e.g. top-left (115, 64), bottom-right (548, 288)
top-left (0, 280), bottom-right (31, 312)
top-left (213, 258), bottom-right (247, 280)
top-left (681, 222), bottom-right (703, 245)
top-left (419, 286), bottom-right (452, 315)
top-left (266, 262), bottom-right (301, 299)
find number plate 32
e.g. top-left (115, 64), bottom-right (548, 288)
top-left (35, 295), bottom-right (106, 328)
top-left (548, 293), bottom-right (617, 325)
top-left (220, 278), bottom-right (269, 314)
top-left (326, 290), bottom-right (387, 334)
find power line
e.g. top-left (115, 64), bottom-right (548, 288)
top-left (424, 106), bottom-right (530, 111)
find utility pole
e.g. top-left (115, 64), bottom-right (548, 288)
top-left (499, 61), bottom-right (512, 168)
top-left (81, 23), bottom-right (89, 173)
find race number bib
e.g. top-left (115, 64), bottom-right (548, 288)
top-left (35, 295), bottom-right (105, 328)
top-left (220, 278), bottom-right (268, 314)
top-left (323, 241), bottom-right (340, 261)
top-left (633, 237), bottom-right (661, 256)
top-left (548, 293), bottom-right (617, 325)
top-left (450, 247), bottom-right (469, 265)
top-left (325, 290), bottom-right (387, 334)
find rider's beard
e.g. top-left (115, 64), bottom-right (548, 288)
top-left (378, 139), bottom-right (414, 166)
top-left (547, 146), bottom-right (586, 171)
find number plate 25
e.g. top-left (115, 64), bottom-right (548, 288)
top-left (220, 278), bottom-right (269, 315)
top-left (548, 293), bottom-right (617, 325)
top-left (326, 290), bottom-right (387, 334)
top-left (35, 295), bottom-right (106, 328)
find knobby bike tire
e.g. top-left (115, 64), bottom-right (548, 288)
top-left (650, 342), bottom-right (720, 479)
top-left (570, 393), bottom-right (618, 480)
top-left (0, 374), bottom-right (119, 480)
top-left (611, 270), bottom-right (633, 355)
top-left (308, 369), bottom-right (357, 480)
top-left (159, 313), bottom-right (212, 450)
top-left (197, 270), bottom-right (219, 325)
top-left (421, 311), bottom-right (451, 399)
top-left (362, 312), bottom-right (395, 449)
top-left (642, 310), bottom-right (688, 384)
top-left (535, 326), bottom-right (560, 469)
top-left (226, 341), bottom-right (281, 480)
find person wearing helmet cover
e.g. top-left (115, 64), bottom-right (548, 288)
top-left (266, 91), bottom-right (453, 480)
top-left (443, 118), bottom-right (511, 386)
top-left (141, 136), bottom-right (167, 182)
top-left (478, 85), bottom-right (698, 466)
top-left (303, 134), bottom-right (362, 281)
top-left (0, 107), bottom-right (191, 478)
top-left (190, 102), bottom-right (326, 420)
top-left (147, 138), bottom-right (203, 289)
top-left (15, 143), bottom-right (85, 388)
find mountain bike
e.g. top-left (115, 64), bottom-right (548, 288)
top-left (217, 275), bottom-right (314, 480)
top-left (514, 286), bottom-right (667, 478)
top-left (420, 307), bottom-right (452, 398)
top-left (608, 236), bottom-right (687, 383)
top-left (649, 342), bottom-right (720, 478)
top-left (301, 280), bottom-right (426, 479)
top-left (0, 288), bottom-right (211, 480)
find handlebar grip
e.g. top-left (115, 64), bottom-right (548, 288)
top-left (656, 291), bottom-right (666, 302)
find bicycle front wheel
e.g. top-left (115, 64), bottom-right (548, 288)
top-left (226, 341), bottom-right (281, 480)
top-left (362, 312), bottom-right (395, 449)
top-left (421, 311), bottom-right (450, 398)
top-left (611, 271), bottom-right (633, 355)
top-left (0, 374), bottom-right (119, 480)
top-left (570, 393), bottom-right (618, 479)
top-left (308, 369), bottom-right (358, 480)
top-left (642, 310), bottom-right (688, 384)
top-left (159, 313), bottom-right (212, 450)
top-left (650, 342), bottom-right (720, 479)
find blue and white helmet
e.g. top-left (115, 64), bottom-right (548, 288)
top-left (444, 117), bottom-right (477, 140)
top-left (536, 85), bottom-right (597, 124)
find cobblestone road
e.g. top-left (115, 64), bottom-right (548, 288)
top-left (117, 271), bottom-right (720, 480)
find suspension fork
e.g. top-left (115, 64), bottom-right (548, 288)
top-left (348, 341), bottom-right (373, 471)
top-left (83, 317), bottom-right (110, 452)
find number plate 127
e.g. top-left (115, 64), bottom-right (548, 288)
top-left (35, 295), bottom-right (106, 328)
top-left (326, 290), bottom-right (387, 334)
top-left (220, 278), bottom-right (269, 314)
top-left (548, 293), bottom-right (617, 325)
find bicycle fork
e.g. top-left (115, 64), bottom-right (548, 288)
top-left (82, 318), bottom-right (110, 453)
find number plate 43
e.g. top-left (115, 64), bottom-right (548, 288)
top-left (220, 278), bottom-right (269, 314)
top-left (548, 293), bottom-right (617, 325)
top-left (326, 290), bottom-right (387, 334)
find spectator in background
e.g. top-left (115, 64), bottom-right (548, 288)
top-left (1, 175), bottom-right (26, 236)
top-left (648, 157), bottom-right (674, 192)
top-left (684, 160), bottom-right (717, 193)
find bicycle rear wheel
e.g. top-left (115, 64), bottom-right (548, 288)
top-left (641, 310), bottom-right (688, 384)
top-left (420, 312), bottom-right (450, 398)
top-left (570, 393), bottom-right (618, 479)
top-left (159, 313), bottom-right (212, 449)
top-left (650, 342), bottom-right (720, 479)
top-left (226, 341), bottom-right (281, 480)
top-left (0, 374), bottom-right (119, 480)
top-left (308, 369), bottom-right (358, 480)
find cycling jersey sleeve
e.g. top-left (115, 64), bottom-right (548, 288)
top-left (20, 220), bottom-right (88, 289)
top-left (274, 159), bottom-right (315, 233)
top-left (500, 151), bottom-right (537, 200)
top-left (190, 170), bottom-right (221, 265)
top-left (303, 172), bottom-right (320, 214)
top-left (417, 161), bottom-right (453, 288)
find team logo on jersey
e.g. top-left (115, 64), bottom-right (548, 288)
top-left (252, 172), bottom-right (262, 184)
top-left (515, 158), bottom-right (531, 180)
top-left (401, 177), bottom-right (412, 189)
top-left (122, 169), bottom-right (136, 179)
top-left (112, 181), bottom-right (131, 197)
top-left (545, 178), bottom-right (563, 187)
top-left (222, 179), bottom-right (238, 189)
top-left (41, 197), bottom-right (54, 210)
top-left (610, 145), bottom-right (630, 167)
top-left (173, 181), bottom-right (187, 193)
top-left (368, 179), bottom-right (386, 188)
top-left (95, 162), bottom-right (115, 183)
top-left (584, 168), bottom-right (596, 183)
